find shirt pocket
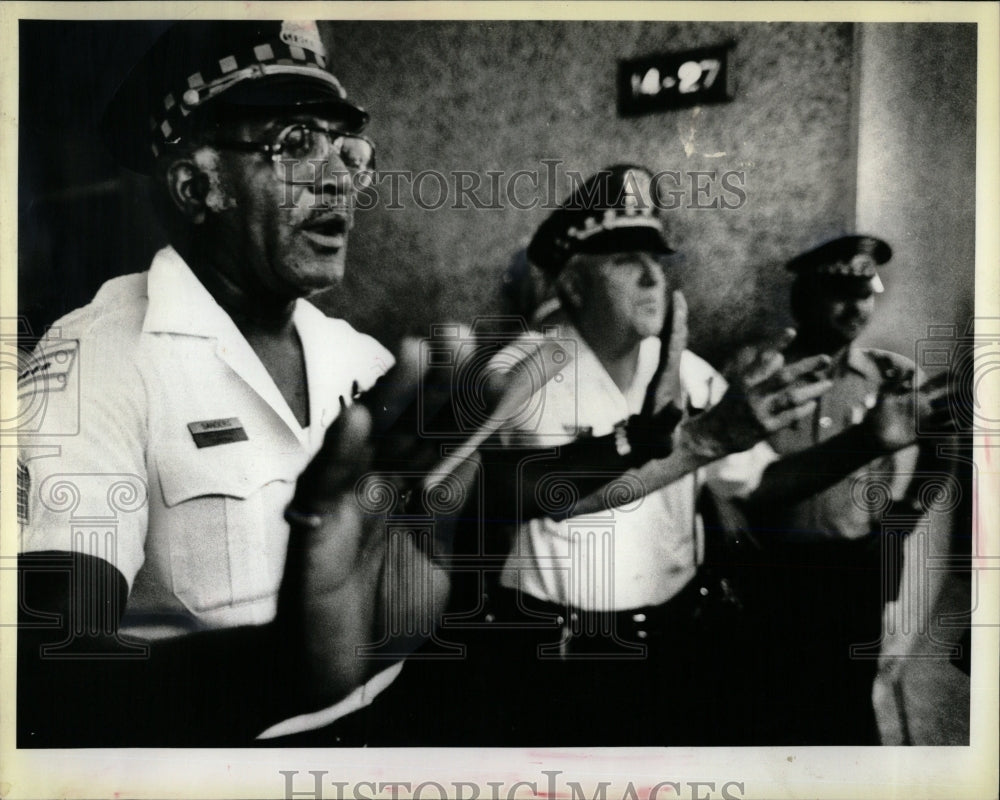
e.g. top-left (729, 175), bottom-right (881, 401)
top-left (154, 446), bottom-right (296, 615)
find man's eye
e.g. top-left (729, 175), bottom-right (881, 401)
top-left (280, 126), bottom-right (313, 157)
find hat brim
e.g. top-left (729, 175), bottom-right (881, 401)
top-left (219, 75), bottom-right (369, 132)
top-left (101, 74), bottom-right (368, 174)
top-left (573, 226), bottom-right (676, 259)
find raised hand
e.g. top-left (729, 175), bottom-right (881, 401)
top-left (676, 329), bottom-right (833, 458)
top-left (278, 336), bottom-right (479, 708)
top-left (643, 289), bottom-right (689, 418)
top-left (864, 369), bottom-right (958, 451)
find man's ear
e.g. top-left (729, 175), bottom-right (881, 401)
top-left (165, 158), bottom-right (211, 224)
top-left (556, 264), bottom-right (586, 311)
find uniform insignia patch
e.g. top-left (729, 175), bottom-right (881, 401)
top-left (187, 417), bottom-right (249, 448)
top-left (17, 341), bottom-right (79, 399)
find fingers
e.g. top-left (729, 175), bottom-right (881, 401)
top-left (667, 290), bottom-right (688, 358)
top-left (729, 329), bottom-right (799, 387)
top-left (918, 375), bottom-right (964, 434)
top-left (752, 375), bottom-right (832, 434)
top-left (768, 399), bottom-right (821, 430)
top-left (363, 337), bottom-right (425, 435)
top-left (771, 353), bottom-right (833, 387)
top-left (726, 344), bottom-right (761, 380)
top-left (782, 377), bottom-right (835, 408)
top-left (770, 327), bottom-right (798, 352)
top-left (916, 370), bottom-right (951, 397)
top-left (293, 403), bottom-right (373, 512)
top-left (739, 348), bottom-right (784, 387)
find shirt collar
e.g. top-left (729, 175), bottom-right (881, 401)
top-left (142, 245), bottom-right (315, 340)
top-left (558, 321), bottom-right (661, 414)
top-left (141, 245), bottom-right (328, 440)
top-left (142, 246), bottom-right (241, 338)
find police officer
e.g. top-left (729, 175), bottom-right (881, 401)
top-left (467, 165), bottom-right (837, 745)
top-left (16, 20), bottom-right (450, 746)
top-left (743, 235), bottom-right (957, 744)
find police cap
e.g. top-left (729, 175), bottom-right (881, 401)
top-left (101, 20), bottom-right (368, 174)
top-left (786, 235), bottom-right (892, 293)
top-left (528, 164), bottom-right (675, 275)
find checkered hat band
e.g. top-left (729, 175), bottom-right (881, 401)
top-left (556, 212), bottom-right (663, 249)
top-left (149, 38), bottom-right (339, 144)
top-left (818, 257), bottom-right (877, 278)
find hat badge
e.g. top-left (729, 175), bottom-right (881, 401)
top-left (280, 21), bottom-right (326, 57)
top-left (857, 237), bottom-right (879, 256)
top-left (849, 253), bottom-right (877, 276)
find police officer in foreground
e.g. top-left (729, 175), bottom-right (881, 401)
top-left (16, 20), bottom-right (461, 746)
top-left (742, 236), bottom-right (958, 744)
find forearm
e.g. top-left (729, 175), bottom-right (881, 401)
top-left (747, 425), bottom-right (893, 508)
top-left (485, 433), bottom-right (640, 522)
top-left (569, 438), bottom-right (712, 516)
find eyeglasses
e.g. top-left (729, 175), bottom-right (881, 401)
top-left (208, 123), bottom-right (376, 186)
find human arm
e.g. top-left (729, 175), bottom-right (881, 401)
top-left (569, 330), bottom-right (834, 515)
top-left (746, 369), bottom-right (957, 508)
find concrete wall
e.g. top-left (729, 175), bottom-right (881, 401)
top-left (20, 22), bottom-right (975, 370)
top-left (320, 21), bottom-right (858, 360)
top-left (854, 23), bottom-right (977, 359)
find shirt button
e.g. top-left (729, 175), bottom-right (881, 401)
top-left (699, 586), bottom-right (710, 597)
top-left (632, 612), bottom-right (647, 623)
top-left (484, 613), bottom-right (495, 623)
top-left (636, 630), bottom-right (648, 639)
top-left (556, 615), bottom-right (565, 626)
top-left (819, 416), bottom-right (833, 429)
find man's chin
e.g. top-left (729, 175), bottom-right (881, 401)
top-left (277, 267), bottom-right (346, 300)
top-left (637, 315), bottom-right (667, 339)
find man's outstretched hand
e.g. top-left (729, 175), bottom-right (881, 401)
top-left (864, 369), bottom-right (960, 451)
top-left (676, 329), bottom-right (834, 459)
top-left (278, 337), bottom-right (478, 709)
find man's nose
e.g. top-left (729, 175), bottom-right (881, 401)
top-left (637, 255), bottom-right (665, 286)
top-left (312, 151), bottom-right (354, 202)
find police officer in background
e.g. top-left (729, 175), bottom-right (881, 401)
top-left (464, 165), bottom-right (838, 746)
top-left (16, 20), bottom-right (458, 746)
top-left (742, 235), bottom-right (958, 744)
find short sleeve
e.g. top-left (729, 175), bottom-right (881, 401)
top-left (18, 323), bottom-right (149, 589)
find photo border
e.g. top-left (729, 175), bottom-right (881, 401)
top-left (1, 2), bottom-right (997, 799)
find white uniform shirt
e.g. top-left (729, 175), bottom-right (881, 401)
top-left (19, 246), bottom-right (393, 638)
top-left (498, 327), bottom-right (777, 612)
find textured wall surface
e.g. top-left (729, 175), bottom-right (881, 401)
top-left (318, 21), bottom-right (857, 360)
top-left (20, 22), bottom-right (973, 370)
top-left (854, 23), bottom-right (976, 358)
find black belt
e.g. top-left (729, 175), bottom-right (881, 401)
top-left (491, 575), bottom-right (709, 647)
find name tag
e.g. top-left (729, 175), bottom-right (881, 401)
top-left (187, 417), bottom-right (248, 448)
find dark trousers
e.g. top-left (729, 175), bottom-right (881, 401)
top-left (743, 534), bottom-right (894, 745)
top-left (263, 574), bottom-right (751, 747)
top-left (469, 578), bottom-right (750, 746)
